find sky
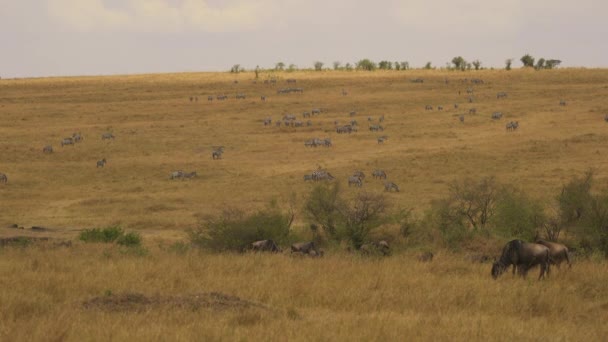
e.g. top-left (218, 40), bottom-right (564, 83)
top-left (1, 0), bottom-right (607, 78)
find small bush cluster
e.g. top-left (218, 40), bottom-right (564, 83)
top-left (79, 226), bottom-right (142, 247)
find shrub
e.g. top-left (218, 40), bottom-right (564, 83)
top-left (341, 192), bottom-right (389, 249)
top-left (492, 187), bottom-right (545, 241)
top-left (314, 61), bottom-right (324, 71)
top-left (505, 59), bottom-right (513, 70)
top-left (521, 54), bottom-right (535, 68)
top-left (356, 59), bottom-right (376, 71)
top-left (79, 226), bottom-right (124, 243)
top-left (304, 182), bottom-right (344, 239)
top-left (116, 231), bottom-right (142, 247)
top-left (189, 207), bottom-right (293, 252)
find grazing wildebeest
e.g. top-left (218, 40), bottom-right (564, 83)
top-left (0, 173), bottom-right (7, 184)
top-left (348, 176), bottom-right (363, 187)
top-left (96, 158), bottom-right (106, 168)
top-left (291, 241), bottom-right (318, 255)
top-left (491, 240), bottom-right (550, 280)
top-left (418, 251), bottom-right (434, 262)
top-left (535, 239), bottom-right (571, 269)
top-left (372, 170), bottom-right (387, 179)
top-left (384, 182), bottom-right (399, 192)
top-left (42, 145), bottom-right (53, 154)
top-left (249, 239), bottom-right (281, 253)
top-left (101, 132), bottom-right (115, 140)
top-left (61, 137), bottom-right (74, 147)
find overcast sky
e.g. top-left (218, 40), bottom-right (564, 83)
top-left (2, 0), bottom-right (607, 78)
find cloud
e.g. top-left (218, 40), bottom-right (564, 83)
top-left (47, 0), bottom-right (272, 32)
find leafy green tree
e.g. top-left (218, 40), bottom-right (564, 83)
top-left (304, 183), bottom-right (344, 239)
top-left (314, 61), bottom-right (324, 71)
top-left (287, 64), bottom-right (297, 72)
top-left (472, 60), bottom-right (482, 70)
top-left (378, 61), bottom-right (393, 70)
top-left (451, 56), bottom-right (466, 71)
top-left (521, 54), bottom-right (535, 67)
top-left (505, 58), bottom-right (513, 70)
top-left (423, 62), bottom-right (433, 70)
top-left (356, 59), bottom-right (377, 71)
top-left (342, 192), bottom-right (388, 249)
top-left (275, 62), bottom-right (285, 71)
top-left (545, 59), bottom-right (562, 69)
top-left (535, 58), bottom-right (546, 70)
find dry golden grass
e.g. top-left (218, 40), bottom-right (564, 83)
top-left (2, 69), bottom-right (608, 340)
top-left (0, 243), bottom-right (606, 341)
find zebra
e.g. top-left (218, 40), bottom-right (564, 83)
top-left (183, 171), bottom-right (197, 179)
top-left (101, 133), bottom-right (115, 140)
top-left (236, 93), bottom-right (246, 99)
top-left (294, 121), bottom-right (304, 127)
top-left (61, 137), bottom-right (74, 147)
top-left (497, 92), bottom-right (508, 99)
top-left (369, 125), bottom-right (384, 132)
top-left (384, 181), bottom-right (400, 192)
top-left (263, 117), bottom-right (272, 126)
top-left (425, 105), bottom-right (433, 111)
top-left (336, 125), bottom-right (353, 134)
top-left (559, 100), bottom-right (567, 106)
top-left (72, 132), bottom-right (83, 143)
top-left (208, 96), bottom-right (214, 101)
top-left (411, 78), bottom-right (424, 83)
top-left (96, 158), bottom-right (106, 168)
top-left (323, 138), bottom-right (332, 147)
top-left (286, 78), bottom-right (297, 84)
top-left (216, 95), bottom-right (228, 100)
top-left (368, 116), bottom-right (373, 122)
top-left (437, 106), bottom-right (444, 111)
top-left (283, 114), bottom-right (297, 121)
top-left (466, 88), bottom-right (474, 94)
top-left (353, 170), bottom-right (365, 179)
top-left (312, 170), bottom-right (335, 181)
top-left (0, 172), bottom-right (7, 184)
top-left (311, 108), bottom-right (321, 115)
top-left (350, 120), bottom-right (358, 127)
top-left (170, 170), bottom-right (184, 180)
top-left (212, 150), bottom-right (223, 160)
top-left (469, 108), bottom-right (477, 114)
top-left (42, 145), bottom-right (53, 154)
top-left (468, 97), bottom-right (474, 103)
top-left (348, 176), bottom-right (363, 187)
top-left (303, 112), bottom-right (311, 118)
top-left (377, 137), bottom-right (386, 144)
top-left (506, 121), bottom-right (519, 131)
top-left (459, 115), bottom-right (465, 123)
top-left (372, 170), bottom-right (387, 179)
top-left (492, 112), bottom-right (503, 120)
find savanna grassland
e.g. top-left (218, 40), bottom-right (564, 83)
top-left (1, 69), bottom-right (608, 341)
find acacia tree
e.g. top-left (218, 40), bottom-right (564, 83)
top-left (505, 59), bottom-right (513, 70)
top-left (521, 54), bottom-right (535, 67)
top-left (314, 61), bottom-right (324, 71)
top-left (472, 60), bottom-right (482, 70)
top-left (333, 61), bottom-right (342, 70)
top-left (448, 176), bottom-right (500, 231)
top-left (275, 62), bottom-right (285, 71)
top-left (304, 182), bottom-right (344, 239)
top-left (341, 192), bottom-right (389, 249)
top-left (356, 59), bottom-right (376, 71)
top-left (451, 56), bottom-right (466, 71)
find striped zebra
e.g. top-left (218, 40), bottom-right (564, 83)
top-left (217, 95), bottom-right (228, 100)
top-left (96, 158), bottom-right (106, 168)
top-left (350, 120), bottom-right (358, 127)
top-left (369, 125), bottom-right (384, 132)
top-left (236, 93), bottom-right (246, 99)
top-left (497, 92), bottom-right (507, 99)
top-left (212, 150), bottom-right (223, 160)
top-left (72, 132), bottom-right (83, 143)
top-left (302, 112), bottom-right (311, 118)
top-left (286, 78), bottom-right (297, 84)
top-left (170, 170), bottom-right (184, 180)
top-left (0, 172), bottom-right (7, 184)
top-left (183, 171), bottom-right (197, 179)
top-left (384, 182), bottom-right (400, 192)
top-left (61, 137), bottom-right (74, 147)
top-left (437, 106), bottom-right (444, 111)
top-left (348, 176), bottom-right (363, 187)
top-left (336, 125), bottom-right (353, 134)
top-left (492, 112), bottom-right (503, 120)
top-left (283, 114), bottom-right (297, 121)
top-left (377, 137), bottom-right (386, 144)
top-left (323, 138), bottom-right (332, 147)
top-left (101, 133), bottom-right (115, 140)
top-left (372, 170), bottom-right (387, 179)
top-left (353, 171), bottom-right (365, 180)
top-left (42, 145), bottom-right (53, 153)
top-left (311, 108), bottom-right (321, 115)
top-left (506, 121), bottom-right (519, 131)
top-left (312, 170), bottom-right (335, 181)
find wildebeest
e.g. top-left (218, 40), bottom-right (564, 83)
top-left (491, 240), bottom-right (550, 280)
top-left (248, 239), bottom-right (281, 253)
top-left (291, 241), bottom-right (319, 255)
top-left (384, 182), bottom-right (399, 192)
top-left (42, 145), bottom-right (53, 153)
top-left (96, 158), bottom-right (106, 168)
top-left (417, 251), bottom-right (434, 262)
top-left (61, 137), bottom-right (74, 147)
top-left (0, 173), bottom-right (7, 184)
top-left (101, 133), bottom-right (115, 140)
top-left (425, 105), bottom-right (433, 111)
top-left (535, 239), bottom-right (571, 269)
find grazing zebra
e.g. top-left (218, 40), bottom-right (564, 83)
top-left (323, 138), bottom-right (332, 147)
top-left (411, 78), bottom-right (424, 83)
top-left (469, 108), bottom-right (476, 114)
top-left (353, 170), bottom-right (366, 180)
top-left (350, 120), bottom-right (358, 126)
top-left (294, 121), bottom-right (304, 127)
top-left (170, 170), bottom-right (184, 180)
top-left (208, 96), bottom-right (214, 101)
top-left (61, 137), bottom-right (74, 146)
top-left (466, 88), bottom-right (474, 94)
top-left (497, 92), bottom-right (508, 99)
top-left (283, 114), bottom-right (297, 121)
top-left (425, 105), bottom-right (433, 111)
top-left (384, 182), bottom-right (400, 192)
top-left (336, 125), bottom-right (353, 134)
top-left (311, 108), bottom-right (321, 115)
top-left (217, 95), bottom-right (228, 100)
top-left (212, 150), bottom-right (223, 160)
top-left (377, 136), bottom-right (386, 144)
top-left (506, 121), bottom-right (519, 131)
top-left (183, 171), bottom-right (197, 179)
top-left (101, 133), bottom-right (115, 140)
top-left (312, 170), bottom-right (335, 181)
top-left (42, 145), bottom-right (53, 154)
top-left (437, 106), bottom-right (444, 111)
top-left (303, 112), bottom-right (311, 118)
top-left (372, 170), bottom-right (387, 179)
top-left (369, 125), bottom-right (384, 132)
top-left (349, 111), bottom-right (357, 117)
top-left (72, 132), bottom-right (83, 143)
top-left (0, 173), bottom-right (7, 184)
top-left (492, 112), bottom-right (503, 120)
top-left (348, 176), bottom-right (363, 187)
top-left (459, 115), bottom-right (465, 123)
top-left (96, 158), bottom-right (106, 168)
top-left (559, 100), bottom-right (567, 106)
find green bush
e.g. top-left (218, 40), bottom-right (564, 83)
top-left (79, 226), bottom-right (124, 243)
top-left (116, 231), bottom-right (142, 247)
top-left (189, 207), bottom-right (293, 252)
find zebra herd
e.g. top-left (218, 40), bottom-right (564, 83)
top-left (304, 138), bottom-right (332, 148)
top-left (277, 88), bottom-right (304, 94)
top-left (305, 168), bottom-right (399, 192)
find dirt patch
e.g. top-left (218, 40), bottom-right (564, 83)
top-left (82, 292), bottom-right (269, 312)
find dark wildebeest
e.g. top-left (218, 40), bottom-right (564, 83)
top-left (0, 172), bottom-right (7, 184)
top-left (535, 239), bottom-right (571, 269)
top-left (291, 241), bottom-right (320, 256)
top-left (418, 251), bottom-right (434, 262)
top-left (360, 240), bottom-right (390, 256)
top-left (249, 239), bottom-right (281, 253)
top-left (491, 240), bottom-right (550, 280)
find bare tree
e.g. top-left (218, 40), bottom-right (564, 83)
top-left (448, 176), bottom-right (499, 231)
top-left (341, 192), bottom-right (388, 249)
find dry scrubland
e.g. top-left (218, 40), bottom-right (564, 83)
top-left (1, 69), bottom-right (608, 340)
